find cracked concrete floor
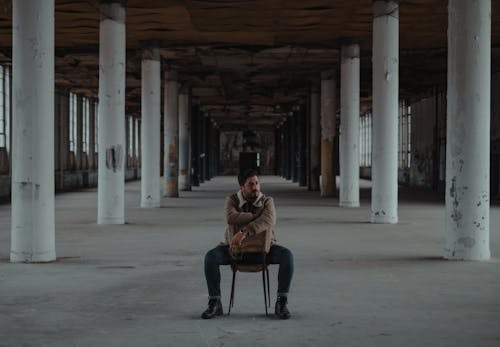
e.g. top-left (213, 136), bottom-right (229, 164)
top-left (1, 176), bottom-right (500, 347)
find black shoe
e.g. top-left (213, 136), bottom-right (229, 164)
top-left (275, 296), bottom-right (291, 319)
top-left (201, 299), bottom-right (223, 319)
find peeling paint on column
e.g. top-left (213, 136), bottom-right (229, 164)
top-left (140, 46), bottom-right (161, 208)
top-left (458, 237), bottom-right (476, 248)
top-left (320, 74), bottom-right (336, 197)
top-left (164, 127), bottom-right (178, 195)
top-left (320, 75), bottom-right (335, 142)
top-left (339, 43), bottom-right (360, 207)
top-left (105, 145), bottom-right (123, 172)
top-left (445, 0), bottom-right (491, 260)
top-left (97, 0), bottom-right (126, 224)
top-left (320, 139), bottom-right (335, 197)
top-left (11, 0), bottom-right (56, 262)
top-left (371, 0), bottom-right (399, 224)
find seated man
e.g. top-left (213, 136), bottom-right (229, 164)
top-left (201, 169), bottom-right (294, 319)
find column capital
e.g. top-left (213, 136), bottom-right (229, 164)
top-left (340, 42), bottom-right (360, 62)
top-left (100, 0), bottom-right (125, 22)
top-left (179, 81), bottom-right (191, 94)
top-left (140, 43), bottom-right (160, 61)
top-left (165, 70), bottom-right (178, 81)
top-left (337, 37), bottom-right (359, 46)
top-left (321, 70), bottom-right (336, 80)
top-left (100, 0), bottom-right (127, 5)
top-left (373, 0), bottom-right (399, 18)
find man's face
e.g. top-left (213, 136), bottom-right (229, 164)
top-left (240, 175), bottom-right (260, 200)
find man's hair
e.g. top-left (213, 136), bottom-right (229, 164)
top-left (238, 169), bottom-right (258, 186)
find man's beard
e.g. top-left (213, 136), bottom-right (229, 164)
top-left (244, 190), bottom-right (259, 200)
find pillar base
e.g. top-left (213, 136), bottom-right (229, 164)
top-left (164, 192), bottom-right (179, 198)
top-left (340, 201), bottom-right (360, 208)
top-left (140, 201), bottom-right (160, 208)
top-left (10, 250), bottom-right (56, 263)
top-left (98, 217), bottom-right (125, 225)
top-left (370, 214), bottom-right (398, 224)
top-left (444, 252), bottom-right (490, 261)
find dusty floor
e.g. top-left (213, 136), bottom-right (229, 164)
top-left (0, 176), bottom-right (499, 347)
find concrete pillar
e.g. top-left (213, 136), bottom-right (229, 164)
top-left (201, 115), bottom-right (208, 182)
top-left (445, 0), bottom-right (491, 260)
top-left (191, 104), bottom-right (200, 186)
top-left (58, 92), bottom-right (69, 189)
top-left (309, 85), bottom-right (321, 191)
top-left (11, 0), bottom-right (55, 262)
top-left (339, 43), bottom-right (360, 207)
top-left (320, 73), bottom-right (336, 197)
top-left (97, 1), bottom-right (126, 224)
top-left (179, 91), bottom-right (191, 191)
top-left (285, 120), bottom-right (292, 180)
top-left (371, 0), bottom-right (398, 223)
top-left (298, 103), bottom-right (307, 187)
top-left (164, 71), bottom-right (179, 197)
top-left (291, 114), bottom-right (298, 183)
top-left (140, 46), bottom-right (161, 208)
top-left (205, 117), bottom-right (211, 180)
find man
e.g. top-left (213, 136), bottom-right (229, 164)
top-left (201, 170), bottom-right (294, 319)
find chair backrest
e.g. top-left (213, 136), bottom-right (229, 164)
top-left (230, 229), bottom-right (271, 273)
top-left (238, 229), bottom-right (272, 254)
top-left (232, 262), bottom-right (266, 273)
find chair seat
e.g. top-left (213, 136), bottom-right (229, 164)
top-left (231, 263), bottom-right (267, 272)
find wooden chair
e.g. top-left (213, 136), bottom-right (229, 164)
top-left (227, 229), bottom-right (272, 316)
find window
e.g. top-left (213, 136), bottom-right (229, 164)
top-left (0, 65), bottom-right (5, 148)
top-left (5, 66), bottom-right (10, 152)
top-left (69, 92), bottom-right (78, 152)
top-left (398, 100), bottom-right (412, 168)
top-left (82, 97), bottom-right (90, 153)
top-left (359, 111), bottom-right (372, 167)
top-left (128, 116), bottom-right (134, 156)
top-left (0, 65), bottom-right (9, 151)
top-left (134, 118), bottom-right (139, 157)
top-left (94, 101), bottom-right (98, 153)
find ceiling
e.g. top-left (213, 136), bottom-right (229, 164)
top-left (0, 0), bottom-right (499, 128)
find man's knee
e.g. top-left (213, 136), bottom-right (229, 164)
top-left (270, 245), bottom-right (294, 264)
top-left (204, 248), bottom-right (218, 266)
top-left (205, 246), bottom-right (230, 266)
top-left (281, 247), bottom-right (294, 264)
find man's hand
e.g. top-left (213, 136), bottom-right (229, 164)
top-left (231, 230), bottom-right (247, 247)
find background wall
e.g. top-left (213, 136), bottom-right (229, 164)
top-left (219, 130), bottom-right (275, 175)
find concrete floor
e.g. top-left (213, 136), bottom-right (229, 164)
top-left (0, 176), bottom-right (499, 347)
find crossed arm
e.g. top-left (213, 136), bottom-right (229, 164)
top-left (224, 196), bottom-right (276, 237)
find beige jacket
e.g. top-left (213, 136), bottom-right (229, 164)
top-left (223, 191), bottom-right (277, 253)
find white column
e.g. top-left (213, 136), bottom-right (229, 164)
top-left (320, 72), bottom-right (336, 197)
top-left (179, 91), bottom-right (191, 191)
top-left (97, 1), bottom-right (126, 224)
top-left (164, 71), bottom-right (179, 197)
top-left (371, 0), bottom-right (398, 223)
top-left (309, 84), bottom-right (320, 191)
top-left (140, 46), bottom-right (161, 208)
top-left (339, 43), bottom-right (360, 207)
top-left (11, 0), bottom-right (55, 262)
top-left (445, 0), bottom-right (491, 260)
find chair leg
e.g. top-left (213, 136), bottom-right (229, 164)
top-left (262, 269), bottom-right (268, 316)
top-left (229, 270), bottom-right (236, 315)
top-left (266, 268), bottom-right (270, 308)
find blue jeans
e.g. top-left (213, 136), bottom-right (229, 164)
top-left (204, 244), bottom-right (294, 299)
